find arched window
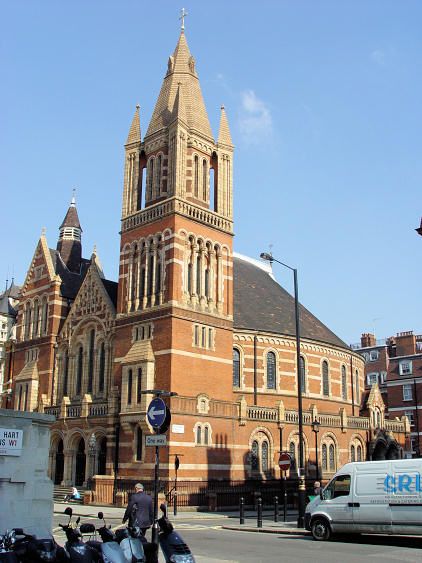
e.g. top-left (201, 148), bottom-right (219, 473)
top-left (251, 440), bottom-right (259, 471)
top-left (187, 263), bottom-right (193, 294)
top-left (137, 368), bottom-right (142, 403)
top-left (127, 369), bottom-right (133, 405)
top-left (233, 348), bottom-right (240, 388)
top-left (299, 356), bottom-right (306, 393)
top-left (156, 155), bottom-right (162, 196)
top-left (63, 350), bottom-right (69, 396)
top-left (24, 302), bottom-right (31, 340)
top-left (262, 440), bottom-right (269, 472)
top-left (24, 383), bottom-right (29, 411)
top-left (33, 299), bottom-right (40, 338)
top-left (194, 155), bottom-right (199, 197)
top-left (289, 441), bottom-right (296, 470)
top-left (322, 444), bottom-right (328, 471)
top-left (41, 297), bottom-right (48, 335)
top-left (204, 425), bottom-right (209, 445)
top-left (18, 386), bottom-right (23, 410)
top-left (329, 444), bottom-right (335, 471)
top-left (136, 427), bottom-right (143, 461)
top-left (202, 159), bottom-right (208, 200)
top-left (87, 329), bottom-right (95, 393)
top-left (266, 352), bottom-right (276, 390)
top-left (98, 343), bottom-right (105, 393)
top-left (147, 254), bottom-right (154, 296)
top-left (341, 365), bottom-right (347, 400)
top-left (76, 346), bottom-right (83, 395)
top-left (196, 254), bottom-right (201, 296)
top-left (357, 445), bottom-right (362, 461)
top-left (322, 361), bottom-right (329, 396)
top-left (351, 444), bottom-right (355, 462)
top-left (147, 158), bottom-right (154, 200)
top-left (196, 426), bottom-right (202, 445)
top-left (355, 370), bottom-right (359, 404)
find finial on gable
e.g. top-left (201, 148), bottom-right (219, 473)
top-left (71, 188), bottom-right (76, 206)
top-left (179, 7), bottom-right (188, 31)
top-left (41, 227), bottom-right (47, 237)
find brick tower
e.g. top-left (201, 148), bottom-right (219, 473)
top-left (114, 28), bottom-right (234, 480)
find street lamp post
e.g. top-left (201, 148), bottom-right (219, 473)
top-left (312, 420), bottom-right (320, 482)
top-left (260, 252), bottom-right (306, 528)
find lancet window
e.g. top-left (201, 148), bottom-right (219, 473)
top-left (185, 236), bottom-right (224, 310)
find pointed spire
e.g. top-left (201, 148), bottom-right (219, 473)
top-left (126, 105), bottom-right (141, 145)
top-left (57, 196), bottom-right (82, 273)
top-left (59, 194), bottom-right (82, 230)
top-left (146, 32), bottom-right (213, 140)
top-left (171, 82), bottom-right (188, 125)
top-left (218, 105), bottom-right (233, 147)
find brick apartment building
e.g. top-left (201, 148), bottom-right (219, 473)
top-left (5, 26), bottom-right (407, 504)
top-left (353, 331), bottom-right (422, 457)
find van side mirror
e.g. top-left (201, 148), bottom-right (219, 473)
top-left (98, 512), bottom-right (104, 520)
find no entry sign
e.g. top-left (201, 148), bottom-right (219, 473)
top-left (278, 452), bottom-right (291, 471)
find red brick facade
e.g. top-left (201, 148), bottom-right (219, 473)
top-left (6, 30), bottom-right (407, 503)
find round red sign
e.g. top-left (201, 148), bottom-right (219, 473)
top-left (278, 452), bottom-right (291, 470)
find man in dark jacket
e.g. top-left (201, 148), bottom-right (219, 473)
top-left (123, 483), bottom-right (153, 536)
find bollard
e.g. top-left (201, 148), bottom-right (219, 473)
top-left (257, 497), bottom-right (263, 528)
top-left (239, 497), bottom-right (245, 525)
top-left (173, 490), bottom-right (177, 517)
top-left (282, 477), bottom-right (287, 522)
top-left (274, 495), bottom-right (279, 522)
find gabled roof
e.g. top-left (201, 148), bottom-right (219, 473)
top-left (49, 249), bottom-right (90, 299)
top-left (233, 254), bottom-right (349, 349)
top-left (145, 32), bottom-right (213, 140)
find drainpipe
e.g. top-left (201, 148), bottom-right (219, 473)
top-left (253, 334), bottom-right (258, 406)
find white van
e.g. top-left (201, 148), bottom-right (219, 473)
top-left (305, 459), bottom-right (422, 540)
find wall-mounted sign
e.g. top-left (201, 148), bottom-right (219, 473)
top-left (146, 434), bottom-right (167, 447)
top-left (0, 428), bottom-right (23, 456)
top-left (171, 424), bottom-right (185, 434)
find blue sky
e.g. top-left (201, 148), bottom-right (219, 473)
top-left (1, 0), bottom-right (421, 344)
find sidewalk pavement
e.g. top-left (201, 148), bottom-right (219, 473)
top-left (54, 502), bottom-right (310, 535)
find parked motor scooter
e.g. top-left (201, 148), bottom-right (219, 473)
top-left (157, 504), bottom-right (195, 563)
top-left (0, 530), bottom-right (19, 563)
top-left (114, 521), bottom-right (145, 562)
top-left (58, 507), bottom-right (100, 562)
top-left (84, 512), bottom-right (126, 563)
top-left (11, 527), bottom-right (58, 562)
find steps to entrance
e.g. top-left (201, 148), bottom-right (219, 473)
top-left (54, 485), bottom-right (86, 504)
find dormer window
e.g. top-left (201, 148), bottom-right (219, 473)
top-left (399, 361), bottom-right (412, 376)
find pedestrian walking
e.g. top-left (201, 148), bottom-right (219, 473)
top-left (313, 481), bottom-right (322, 495)
top-left (122, 483), bottom-right (153, 536)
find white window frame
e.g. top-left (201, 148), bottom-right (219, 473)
top-left (369, 350), bottom-right (379, 361)
top-left (403, 384), bottom-right (413, 401)
top-left (399, 360), bottom-right (412, 376)
top-left (404, 410), bottom-right (415, 427)
top-left (367, 373), bottom-right (378, 386)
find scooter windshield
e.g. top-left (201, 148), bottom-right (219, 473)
top-left (120, 537), bottom-right (145, 561)
top-left (101, 541), bottom-right (127, 563)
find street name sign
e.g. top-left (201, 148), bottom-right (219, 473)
top-left (278, 452), bottom-right (291, 471)
top-left (0, 428), bottom-right (23, 457)
top-left (146, 434), bottom-right (167, 447)
top-left (147, 397), bottom-right (167, 429)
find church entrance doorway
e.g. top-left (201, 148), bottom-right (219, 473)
top-left (54, 439), bottom-right (64, 484)
top-left (75, 438), bottom-right (86, 486)
top-left (97, 437), bottom-right (107, 475)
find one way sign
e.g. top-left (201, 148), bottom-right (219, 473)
top-left (147, 398), bottom-right (167, 429)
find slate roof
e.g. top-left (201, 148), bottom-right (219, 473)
top-left (59, 203), bottom-right (82, 229)
top-left (233, 255), bottom-right (349, 349)
top-left (101, 279), bottom-right (118, 307)
top-left (49, 249), bottom-right (90, 299)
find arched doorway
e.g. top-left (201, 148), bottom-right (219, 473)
top-left (54, 440), bottom-right (64, 485)
top-left (75, 438), bottom-right (86, 486)
top-left (97, 437), bottom-right (107, 475)
top-left (372, 440), bottom-right (387, 460)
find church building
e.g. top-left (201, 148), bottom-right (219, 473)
top-left (7, 26), bottom-right (407, 504)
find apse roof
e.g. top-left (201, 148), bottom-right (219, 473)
top-left (233, 254), bottom-right (349, 349)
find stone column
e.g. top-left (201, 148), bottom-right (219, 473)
top-left (216, 250), bottom-right (223, 312)
top-left (63, 449), bottom-right (74, 486)
top-left (150, 243), bottom-right (157, 306)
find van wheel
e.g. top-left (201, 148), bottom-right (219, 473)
top-left (311, 518), bottom-right (331, 541)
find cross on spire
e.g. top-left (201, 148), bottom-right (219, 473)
top-left (179, 7), bottom-right (188, 31)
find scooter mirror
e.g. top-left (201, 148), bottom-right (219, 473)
top-left (13, 529), bottom-right (24, 536)
top-left (64, 507), bottom-right (73, 517)
top-left (76, 517), bottom-right (81, 526)
top-left (159, 503), bottom-right (167, 516)
top-left (98, 512), bottom-right (104, 519)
